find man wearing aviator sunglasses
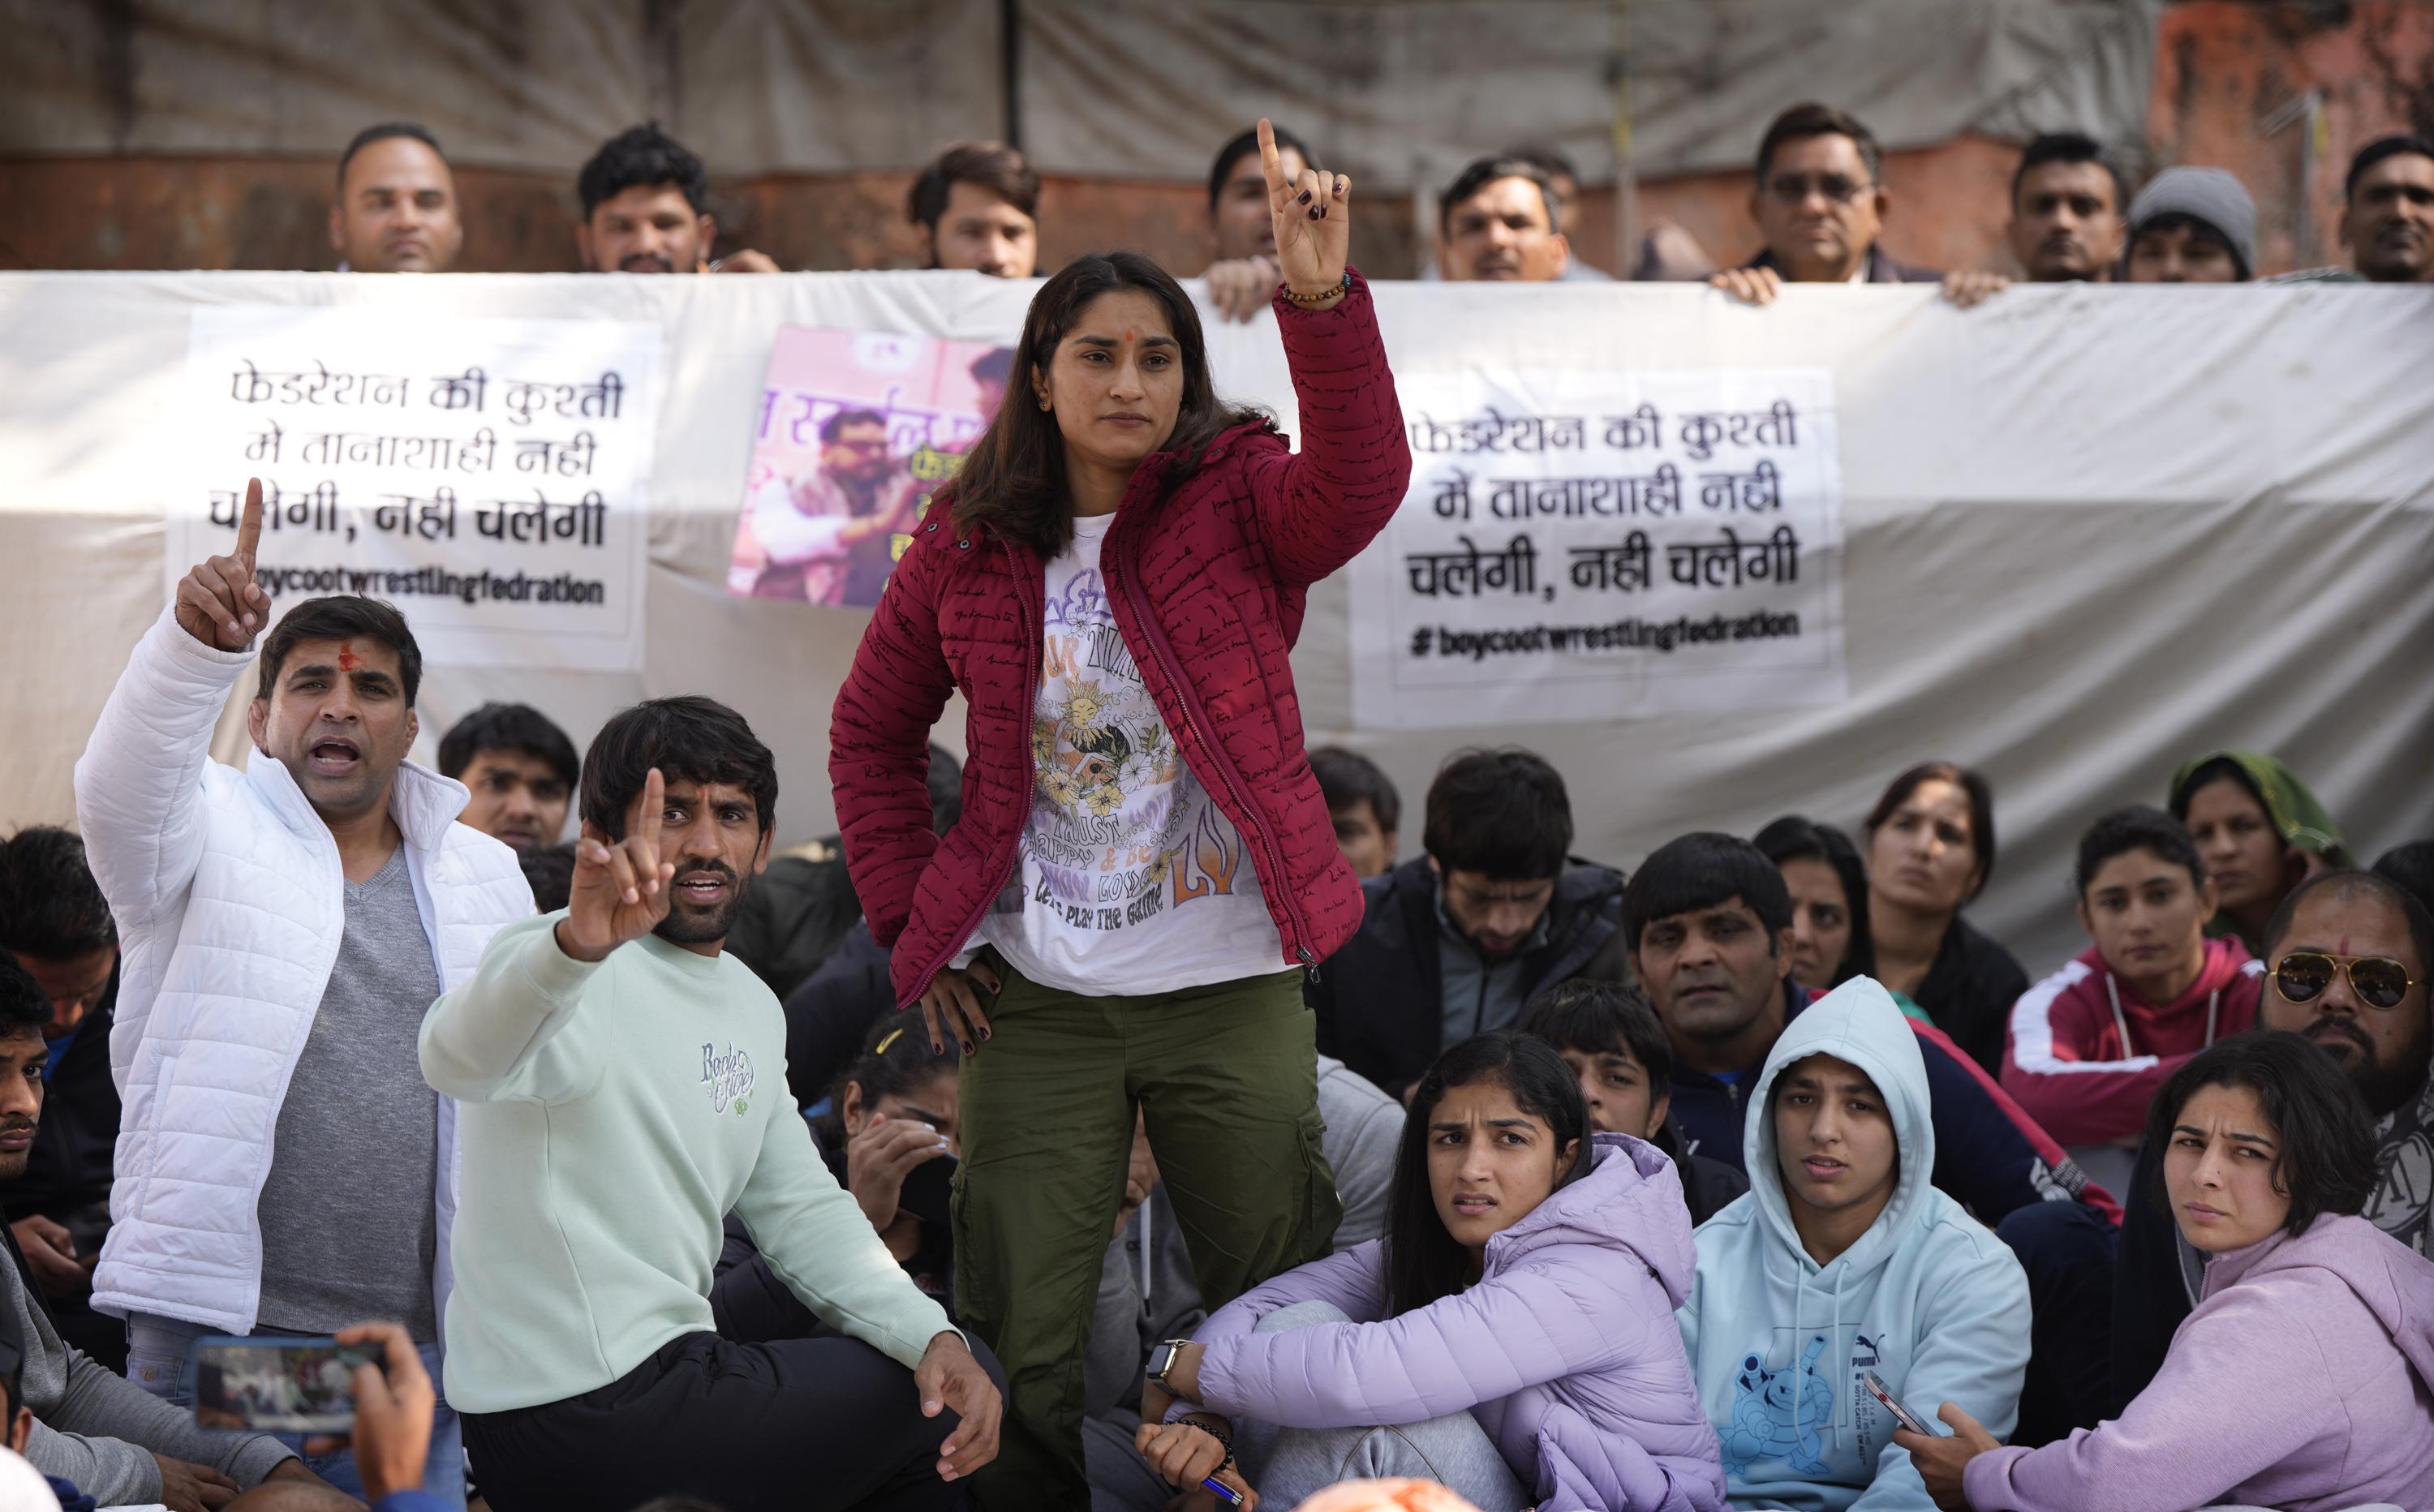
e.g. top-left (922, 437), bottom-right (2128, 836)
top-left (1709, 102), bottom-right (1942, 306)
top-left (2112, 867), bottom-right (2434, 1410)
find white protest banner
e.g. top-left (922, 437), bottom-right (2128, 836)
top-left (1347, 368), bottom-right (1846, 730)
top-left (173, 307), bottom-right (664, 672)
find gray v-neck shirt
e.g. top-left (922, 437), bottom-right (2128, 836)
top-left (254, 846), bottom-right (441, 1339)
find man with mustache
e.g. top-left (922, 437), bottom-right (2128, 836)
top-left (2341, 135), bottom-right (2434, 283)
top-left (2111, 867), bottom-right (2434, 1409)
top-left (574, 124), bottom-right (779, 276)
top-left (1435, 155), bottom-right (1572, 282)
top-left (1940, 132), bottom-right (2131, 307)
top-left (330, 123), bottom-right (465, 274)
top-left (424, 698), bottom-right (1002, 1511)
top-left (75, 483), bottom-right (533, 1505)
top-left (0, 956), bottom-right (322, 1509)
top-left (1710, 103), bottom-right (1942, 305)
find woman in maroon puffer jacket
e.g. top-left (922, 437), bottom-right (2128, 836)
top-left (829, 120), bottom-right (1410, 1504)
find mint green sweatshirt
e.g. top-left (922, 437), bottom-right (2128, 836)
top-left (420, 913), bottom-right (954, 1413)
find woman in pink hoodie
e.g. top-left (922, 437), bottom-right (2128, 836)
top-left (2002, 806), bottom-right (2263, 1195)
top-left (1902, 1030), bottom-right (2434, 1512)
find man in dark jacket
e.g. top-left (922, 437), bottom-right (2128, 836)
top-left (0, 830), bottom-right (122, 1371)
top-left (1627, 831), bottom-right (2121, 1445)
top-left (1710, 102), bottom-right (1942, 305)
top-left (1311, 750), bottom-right (1628, 1102)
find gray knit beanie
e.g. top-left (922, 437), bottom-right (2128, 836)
top-left (2126, 166), bottom-right (2258, 279)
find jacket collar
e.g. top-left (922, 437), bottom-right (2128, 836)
top-left (243, 748), bottom-right (471, 854)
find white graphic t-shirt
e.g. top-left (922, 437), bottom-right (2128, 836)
top-left (976, 511), bottom-right (1284, 994)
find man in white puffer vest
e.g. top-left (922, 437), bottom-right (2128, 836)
top-left (73, 482), bottom-right (532, 1507)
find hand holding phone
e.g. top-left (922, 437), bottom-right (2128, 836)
top-left (1861, 1369), bottom-right (1938, 1437)
top-left (339, 1322), bottom-right (437, 1502)
top-left (191, 1336), bottom-right (381, 1433)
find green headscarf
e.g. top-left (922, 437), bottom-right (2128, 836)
top-left (2169, 750), bottom-right (2346, 949)
top-left (2167, 750), bottom-right (2345, 861)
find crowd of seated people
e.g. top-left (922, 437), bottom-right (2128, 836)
top-left (3, 92), bottom-right (2430, 1512)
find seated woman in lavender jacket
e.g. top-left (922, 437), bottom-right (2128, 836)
top-left (1131, 1032), bottom-right (1727, 1512)
top-left (1901, 1030), bottom-right (2434, 1512)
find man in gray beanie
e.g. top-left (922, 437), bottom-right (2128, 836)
top-left (2122, 165), bottom-right (2256, 281)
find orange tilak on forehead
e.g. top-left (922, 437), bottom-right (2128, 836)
top-left (338, 648), bottom-right (362, 672)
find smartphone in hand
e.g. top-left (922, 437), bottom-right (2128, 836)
top-left (1861, 1368), bottom-right (1939, 1437)
top-left (191, 1337), bottom-right (381, 1434)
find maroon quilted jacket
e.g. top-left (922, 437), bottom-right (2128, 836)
top-left (830, 272), bottom-right (1411, 1009)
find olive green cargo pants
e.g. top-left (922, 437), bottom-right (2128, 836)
top-left (953, 954), bottom-right (1341, 1509)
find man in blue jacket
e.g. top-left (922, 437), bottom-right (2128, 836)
top-left (1627, 833), bottom-right (2119, 1445)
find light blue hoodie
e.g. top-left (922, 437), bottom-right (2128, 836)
top-left (1676, 978), bottom-right (2031, 1511)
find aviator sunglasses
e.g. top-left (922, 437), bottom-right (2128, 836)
top-left (2272, 951), bottom-right (2418, 1012)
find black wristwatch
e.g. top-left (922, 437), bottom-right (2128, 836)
top-left (1146, 1338), bottom-right (1195, 1389)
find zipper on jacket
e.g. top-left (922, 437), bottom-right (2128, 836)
top-left (1106, 518), bottom-right (1319, 977)
top-left (900, 539), bottom-right (1040, 1012)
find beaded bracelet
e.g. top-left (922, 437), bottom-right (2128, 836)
top-left (1283, 271), bottom-right (1352, 306)
top-left (1178, 1413), bottom-right (1232, 1452)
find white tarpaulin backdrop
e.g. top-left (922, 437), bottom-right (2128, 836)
top-left (2, 269), bottom-right (2430, 977)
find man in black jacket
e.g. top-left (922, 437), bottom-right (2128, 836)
top-left (1310, 750), bottom-right (1628, 1102)
top-left (0, 830), bottom-right (122, 1372)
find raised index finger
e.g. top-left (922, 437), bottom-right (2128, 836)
top-left (1257, 118), bottom-right (1285, 202)
top-left (637, 767), bottom-right (665, 847)
top-left (234, 477), bottom-right (264, 570)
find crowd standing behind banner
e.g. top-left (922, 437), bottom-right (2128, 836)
top-left (0, 88), bottom-right (2428, 1512)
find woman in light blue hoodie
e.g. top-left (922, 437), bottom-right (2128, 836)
top-left (1677, 977), bottom-right (2031, 1511)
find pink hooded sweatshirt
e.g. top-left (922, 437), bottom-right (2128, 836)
top-left (1963, 1212), bottom-right (2434, 1512)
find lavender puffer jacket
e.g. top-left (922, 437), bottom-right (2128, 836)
top-left (1190, 1135), bottom-right (1727, 1512)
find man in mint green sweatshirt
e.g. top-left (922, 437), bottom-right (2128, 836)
top-left (421, 697), bottom-right (1001, 1512)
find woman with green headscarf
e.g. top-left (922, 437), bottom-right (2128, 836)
top-left (2167, 751), bottom-right (2346, 953)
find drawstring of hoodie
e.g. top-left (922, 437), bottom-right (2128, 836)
top-left (1791, 1264), bottom-right (1810, 1452)
top-left (1787, 1256), bottom-right (1853, 1455)
top-left (2105, 973), bottom-right (2225, 1059)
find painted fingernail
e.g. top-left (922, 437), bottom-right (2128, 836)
top-left (979, 1027), bottom-right (991, 1041)
top-left (961, 1041), bottom-right (974, 1055)
top-left (1297, 190), bottom-right (1311, 204)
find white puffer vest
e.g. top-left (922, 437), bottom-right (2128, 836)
top-left (74, 608), bottom-right (533, 1331)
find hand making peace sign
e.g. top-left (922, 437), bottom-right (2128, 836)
top-left (1258, 117), bottom-right (1351, 303)
top-left (176, 477), bottom-right (272, 651)
top-left (557, 767), bottom-right (678, 963)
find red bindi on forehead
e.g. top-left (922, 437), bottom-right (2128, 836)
top-left (338, 649), bottom-right (361, 672)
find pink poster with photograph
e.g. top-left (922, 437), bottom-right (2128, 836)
top-left (729, 326), bottom-right (1015, 607)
